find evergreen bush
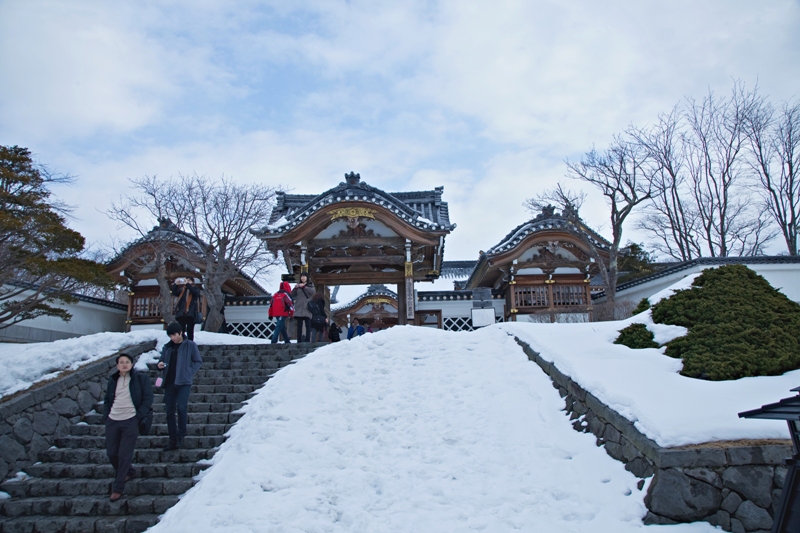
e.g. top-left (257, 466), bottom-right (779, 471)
top-left (614, 323), bottom-right (659, 349)
top-left (650, 264), bottom-right (800, 380)
top-left (632, 298), bottom-right (651, 315)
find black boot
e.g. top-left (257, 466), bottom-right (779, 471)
top-left (163, 440), bottom-right (178, 451)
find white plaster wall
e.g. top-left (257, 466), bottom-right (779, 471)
top-left (0, 295), bottom-right (126, 342)
top-left (416, 297), bottom-right (505, 318)
top-left (225, 305), bottom-right (271, 323)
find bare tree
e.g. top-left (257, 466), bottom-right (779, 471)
top-left (745, 98), bottom-right (800, 255)
top-left (683, 83), bottom-right (775, 256)
top-left (526, 137), bottom-right (652, 319)
top-left (629, 109), bottom-right (703, 260)
top-left (109, 175), bottom-right (281, 333)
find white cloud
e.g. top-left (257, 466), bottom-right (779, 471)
top-left (3, 0), bottom-right (800, 271)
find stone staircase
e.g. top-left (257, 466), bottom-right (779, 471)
top-left (0, 342), bottom-right (323, 533)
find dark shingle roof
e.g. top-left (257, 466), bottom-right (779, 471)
top-left (256, 174), bottom-right (455, 236)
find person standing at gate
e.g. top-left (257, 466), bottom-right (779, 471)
top-left (103, 353), bottom-right (153, 502)
top-left (171, 277), bottom-right (201, 341)
top-left (291, 273), bottom-right (314, 343)
top-left (307, 291), bottom-right (328, 342)
top-left (157, 322), bottom-right (202, 451)
top-left (269, 281), bottom-right (294, 343)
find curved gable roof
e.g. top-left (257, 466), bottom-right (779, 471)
top-left (254, 173), bottom-right (455, 238)
top-left (487, 209), bottom-right (610, 257)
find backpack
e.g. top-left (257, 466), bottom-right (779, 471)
top-left (311, 314), bottom-right (326, 329)
top-left (283, 296), bottom-right (294, 315)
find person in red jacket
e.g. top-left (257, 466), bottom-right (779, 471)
top-left (269, 281), bottom-right (294, 344)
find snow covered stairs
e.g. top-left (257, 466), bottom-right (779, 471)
top-left (0, 342), bottom-right (322, 533)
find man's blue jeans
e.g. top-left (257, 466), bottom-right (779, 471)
top-left (163, 384), bottom-right (191, 444)
top-left (271, 316), bottom-right (291, 343)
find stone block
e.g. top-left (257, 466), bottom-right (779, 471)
top-left (603, 424), bottom-right (621, 444)
top-left (643, 511), bottom-right (679, 525)
top-left (12, 418), bottom-right (33, 444)
top-left (566, 379), bottom-right (586, 402)
top-left (77, 391), bottom-right (96, 414)
top-left (735, 500), bottom-right (773, 531)
top-left (587, 417), bottom-right (605, 438)
top-left (87, 381), bottom-right (102, 399)
top-left (645, 468), bottom-right (722, 522)
top-left (604, 441), bottom-right (626, 462)
top-left (658, 447), bottom-right (727, 468)
top-left (731, 517), bottom-right (745, 533)
top-left (34, 518), bottom-right (67, 533)
top-left (621, 437), bottom-right (641, 462)
top-left (52, 397), bottom-right (80, 417)
top-left (0, 421), bottom-right (12, 436)
top-left (705, 509), bottom-right (731, 531)
top-left (32, 409), bottom-right (59, 435)
top-left (64, 517), bottom-right (99, 533)
top-left (26, 433), bottom-right (51, 461)
top-left (684, 467), bottom-right (723, 489)
top-left (54, 416), bottom-right (71, 438)
top-left (0, 434), bottom-right (27, 462)
top-left (721, 490), bottom-right (743, 513)
top-left (722, 466), bottom-right (774, 509)
top-left (626, 457), bottom-right (654, 478)
top-left (0, 458), bottom-right (8, 480)
top-left (727, 445), bottom-right (792, 466)
top-left (66, 386), bottom-right (80, 400)
top-left (774, 465), bottom-right (787, 489)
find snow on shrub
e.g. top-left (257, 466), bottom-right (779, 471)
top-left (651, 264), bottom-right (800, 380)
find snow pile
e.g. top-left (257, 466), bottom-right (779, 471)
top-left (151, 326), bottom-right (714, 532)
top-left (647, 273), bottom-right (702, 304)
top-left (0, 330), bottom-right (278, 399)
top-left (502, 310), bottom-right (795, 447)
top-left (0, 330), bottom-right (162, 399)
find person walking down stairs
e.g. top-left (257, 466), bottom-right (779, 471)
top-left (157, 323), bottom-right (202, 451)
top-left (103, 353), bottom-right (153, 502)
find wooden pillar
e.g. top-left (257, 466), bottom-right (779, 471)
top-left (397, 280), bottom-right (407, 325)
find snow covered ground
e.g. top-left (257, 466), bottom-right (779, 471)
top-left (150, 326), bottom-right (715, 532)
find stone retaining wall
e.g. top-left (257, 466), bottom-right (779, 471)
top-left (0, 341), bottom-right (156, 483)
top-left (515, 338), bottom-right (791, 533)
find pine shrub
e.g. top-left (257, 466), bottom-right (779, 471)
top-left (632, 298), bottom-right (651, 315)
top-left (650, 264), bottom-right (800, 380)
top-left (614, 323), bottom-right (659, 349)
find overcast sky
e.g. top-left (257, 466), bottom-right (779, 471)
top-left (2, 0), bottom-right (799, 293)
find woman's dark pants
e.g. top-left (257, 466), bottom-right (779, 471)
top-left (177, 316), bottom-right (196, 341)
top-left (105, 417), bottom-right (139, 493)
top-left (163, 384), bottom-right (191, 445)
top-left (295, 317), bottom-right (311, 342)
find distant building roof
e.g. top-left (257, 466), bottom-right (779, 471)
top-left (440, 261), bottom-right (477, 280)
top-left (332, 284), bottom-right (398, 312)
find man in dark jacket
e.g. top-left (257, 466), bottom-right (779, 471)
top-left (171, 278), bottom-right (202, 341)
top-left (157, 322), bottom-right (202, 451)
top-left (103, 353), bottom-right (153, 501)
